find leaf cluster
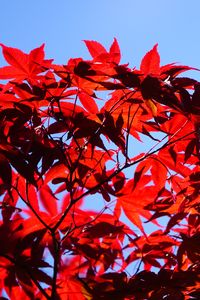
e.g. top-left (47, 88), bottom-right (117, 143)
top-left (0, 39), bottom-right (199, 299)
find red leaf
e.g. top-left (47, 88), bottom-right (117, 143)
top-left (44, 163), bottom-right (68, 184)
top-left (150, 158), bottom-right (167, 189)
top-left (84, 40), bottom-right (107, 58)
top-left (109, 38), bottom-right (121, 64)
top-left (0, 44), bottom-right (49, 80)
top-left (140, 44), bottom-right (160, 74)
top-left (39, 184), bottom-right (58, 216)
top-left (0, 44), bottom-right (29, 73)
top-left (59, 101), bottom-right (86, 117)
top-left (0, 66), bottom-right (25, 79)
top-left (27, 185), bottom-right (40, 214)
top-left (29, 44), bottom-right (45, 72)
top-left (78, 92), bottom-right (98, 114)
top-left (29, 44), bottom-right (45, 64)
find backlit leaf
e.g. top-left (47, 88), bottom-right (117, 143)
top-left (84, 40), bottom-right (107, 59)
top-left (140, 44), bottom-right (160, 75)
top-left (79, 92), bottom-right (98, 114)
top-left (109, 38), bottom-right (121, 64)
top-left (0, 44), bottom-right (29, 72)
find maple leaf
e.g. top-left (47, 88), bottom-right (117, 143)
top-left (140, 44), bottom-right (160, 75)
top-left (78, 91), bottom-right (99, 114)
top-left (109, 38), bottom-right (121, 64)
top-left (84, 40), bottom-right (107, 59)
top-left (0, 44), bottom-right (52, 81)
top-left (84, 38), bottom-right (121, 64)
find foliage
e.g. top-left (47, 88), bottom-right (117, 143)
top-left (0, 39), bottom-right (200, 299)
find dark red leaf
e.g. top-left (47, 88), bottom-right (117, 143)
top-left (84, 222), bottom-right (123, 238)
top-left (184, 139), bottom-right (196, 162)
top-left (0, 153), bottom-right (12, 187)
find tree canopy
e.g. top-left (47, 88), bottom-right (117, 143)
top-left (0, 39), bottom-right (200, 299)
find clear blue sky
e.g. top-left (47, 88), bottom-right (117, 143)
top-left (0, 0), bottom-right (200, 76)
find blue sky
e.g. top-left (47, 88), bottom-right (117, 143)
top-left (0, 0), bottom-right (200, 76)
